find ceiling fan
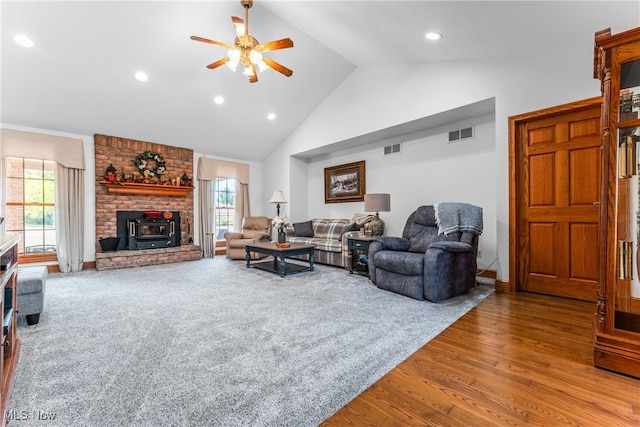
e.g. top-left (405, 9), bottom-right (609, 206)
top-left (190, 0), bottom-right (294, 83)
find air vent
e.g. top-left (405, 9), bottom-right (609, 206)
top-left (383, 143), bottom-right (402, 155)
top-left (448, 126), bottom-right (474, 143)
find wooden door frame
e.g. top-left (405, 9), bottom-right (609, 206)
top-left (508, 96), bottom-right (602, 293)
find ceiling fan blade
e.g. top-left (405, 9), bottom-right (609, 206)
top-left (206, 57), bottom-right (230, 70)
top-left (256, 38), bottom-right (294, 52)
top-left (262, 57), bottom-right (293, 77)
top-left (190, 35), bottom-right (232, 49)
top-left (248, 66), bottom-right (258, 83)
top-left (231, 16), bottom-right (245, 37)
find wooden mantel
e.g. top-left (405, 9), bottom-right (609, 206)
top-left (100, 181), bottom-right (194, 197)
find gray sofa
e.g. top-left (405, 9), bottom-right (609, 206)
top-left (287, 218), bottom-right (359, 268)
top-left (369, 204), bottom-right (482, 302)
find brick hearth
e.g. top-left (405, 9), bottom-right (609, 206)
top-left (95, 245), bottom-right (202, 271)
top-left (94, 134), bottom-right (201, 270)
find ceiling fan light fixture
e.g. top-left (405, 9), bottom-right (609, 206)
top-left (228, 48), bottom-right (241, 61)
top-left (243, 65), bottom-right (255, 76)
top-left (191, 0), bottom-right (293, 83)
top-left (249, 50), bottom-right (263, 64)
top-left (257, 60), bottom-right (269, 73)
top-left (226, 48), bottom-right (240, 71)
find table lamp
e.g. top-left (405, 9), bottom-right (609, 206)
top-left (269, 190), bottom-right (287, 216)
top-left (364, 193), bottom-right (390, 236)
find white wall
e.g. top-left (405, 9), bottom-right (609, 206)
top-left (296, 114), bottom-right (496, 270)
top-left (262, 44), bottom-right (627, 282)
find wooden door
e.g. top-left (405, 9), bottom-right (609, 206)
top-left (510, 99), bottom-right (601, 301)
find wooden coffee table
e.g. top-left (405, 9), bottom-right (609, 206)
top-left (245, 242), bottom-right (315, 277)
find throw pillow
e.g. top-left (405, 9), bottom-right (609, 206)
top-left (293, 220), bottom-right (314, 237)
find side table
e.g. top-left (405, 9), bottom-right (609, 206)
top-left (347, 236), bottom-right (374, 277)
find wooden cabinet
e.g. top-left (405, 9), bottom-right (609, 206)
top-left (0, 234), bottom-right (20, 426)
top-left (594, 27), bottom-right (640, 378)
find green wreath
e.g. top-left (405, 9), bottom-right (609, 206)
top-left (133, 151), bottom-right (166, 177)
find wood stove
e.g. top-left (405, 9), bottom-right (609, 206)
top-left (127, 218), bottom-right (176, 250)
top-left (115, 211), bottom-right (181, 250)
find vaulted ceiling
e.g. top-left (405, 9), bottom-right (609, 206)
top-left (1, 1), bottom-right (636, 161)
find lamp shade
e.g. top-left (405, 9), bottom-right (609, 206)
top-left (364, 193), bottom-right (390, 213)
top-left (268, 190), bottom-right (287, 204)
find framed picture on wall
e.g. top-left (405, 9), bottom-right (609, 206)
top-left (324, 160), bottom-right (366, 203)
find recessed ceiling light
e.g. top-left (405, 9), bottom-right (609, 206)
top-left (14, 34), bottom-right (34, 48)
top-left (134, 71), bottom-right (148, 82)
top-left (267, 113), bottom-right (276, 120)
top-left (214, 96), bottom-right (224, 105)
top-left (425, 32), bottom-right (442, 41)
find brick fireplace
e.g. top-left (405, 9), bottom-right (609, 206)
top-left (94, 134), bottom-right (201, 270)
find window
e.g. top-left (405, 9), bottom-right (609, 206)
top-left (5, 158), bottom-right (56, 261)
top-left (214, 177), bottom-right (235, 241)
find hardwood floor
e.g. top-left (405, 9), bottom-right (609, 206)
top-left (322, 292), bottom-right (640, 426)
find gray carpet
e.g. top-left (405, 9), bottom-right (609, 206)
top-left (10, 257), bottom-right (493, 426)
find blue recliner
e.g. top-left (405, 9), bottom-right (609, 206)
top-left (368, 204), bottom-right (482, 302)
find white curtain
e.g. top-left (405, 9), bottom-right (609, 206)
top-left (236, 182), bottom-right (250, 231)
top-left (198, 179), bottom-right (215, 258)
top-left (55, 163), bottom-right (84, 272)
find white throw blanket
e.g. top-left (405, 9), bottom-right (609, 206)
top-left (351, 213), bottom-right (376, 225)
top-left (434, 202), bottom-right (483, 236)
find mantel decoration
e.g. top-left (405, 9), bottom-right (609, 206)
top-left (134, 151), bottom-right (166, 178)
top-left (324, 160), bottom-right (366, 204)
top-left (272, 214), bottom-right (291, 244)
top-left (105, 164), bottom-right (118, 182)
top-left (100, 151), bottom-right (193, 196)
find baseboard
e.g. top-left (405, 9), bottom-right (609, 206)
top-left (44, 261), bottom-right (97, 274)
top-left (476, 269), bottom-right (496, 279)
top-left (495, 280), bottom-right (510, 292)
